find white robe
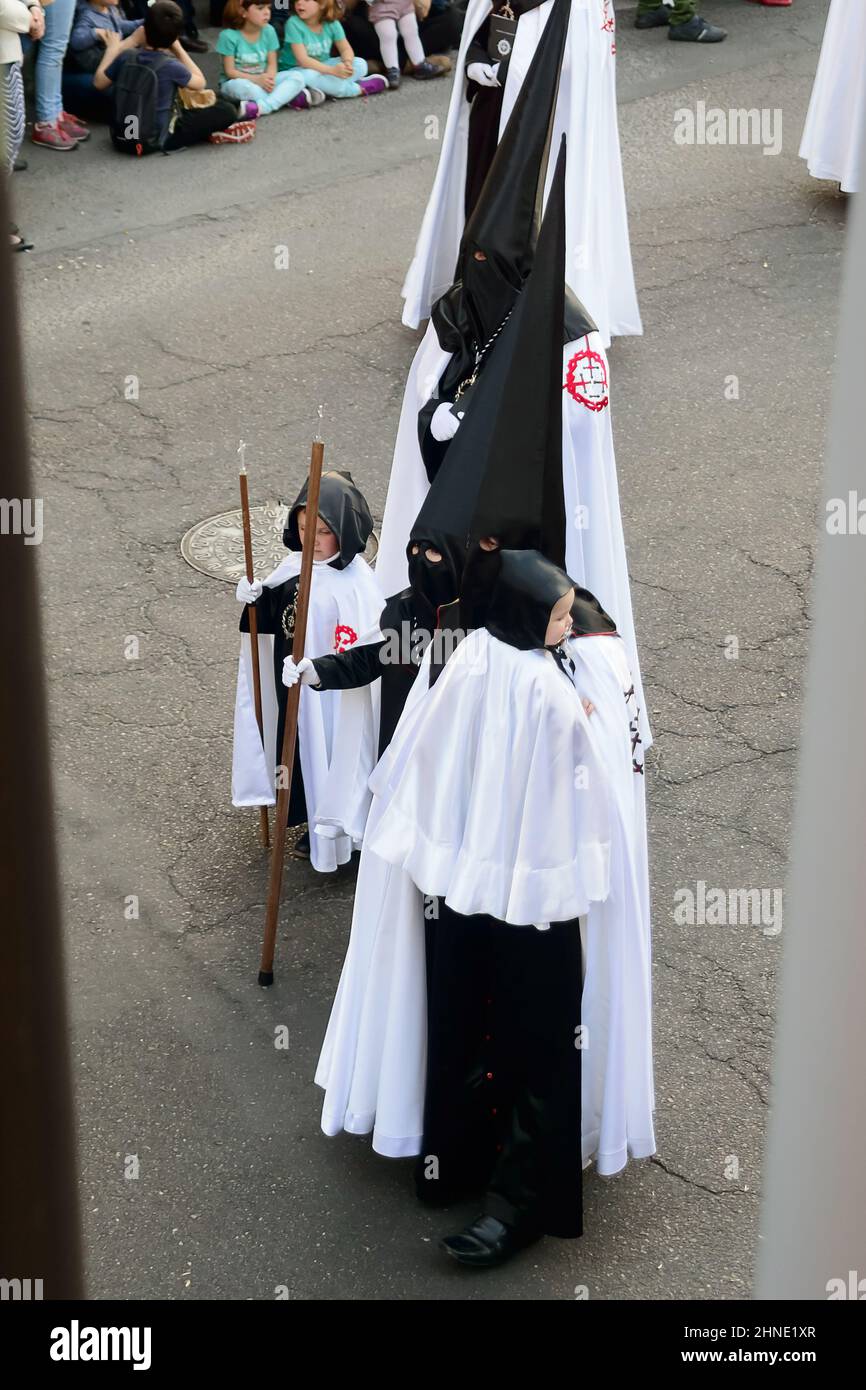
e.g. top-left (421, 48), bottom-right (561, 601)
top-left (375, 327), bottom-right (652, 749)
top-left (231, 553), bottom-right (384, 873)
top-left (315, 631), bottom-right (656, 1176)
top-left (401, 0), bottom-right (641, 347)
top-left (800, 0), bottom-right (866, 195)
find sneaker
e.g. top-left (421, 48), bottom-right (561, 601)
top-left (410, 60), bottom-right (444, 80)
top-left (402, 52), bottom-right (452, 76)
top-left (305, 88), bottom-right (325, 106)
top-left (357, 75), bottom-right (388, 96)
top-left (635, 3), bottom-right (670, 27)
top-left (208, 120), bottom-right (256, 144)
top-left (31, 120), bottom-right (77, 151)
top-left (238, 100), bottom-right (259, 119)
top-left (669, 15), bottom-right (727, 41)
top-left (59, 111), bottom-right (90, 142)
top-left (13, 155), bottom-right (27, 171)
top-left (386, 67), bottom-right (401, 89)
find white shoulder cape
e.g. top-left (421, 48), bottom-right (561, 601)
top-left (374, 327), bottom-right (652, 749)
top-left (401, 0), bottom-right (641, 346)
top-left (315, 633), bottom-right (656, 1175)
top-left (368, 628), bottom-right (611, 925)
top-left (230, 553), bottom-right (384, 873)
top-left (800, 0), bottom-right (866, 194)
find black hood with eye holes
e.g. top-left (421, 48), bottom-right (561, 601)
top-left (405, 524), bottom-right (467, 618)
top-left (282, 470), bottom-right (373, 572)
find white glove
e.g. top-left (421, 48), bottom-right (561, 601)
top-left (282, 656), bottom-right (318, 689)
top-left (466, 61), bottom-right (500, 88)
top-left (430, 401), bottom-right (464, 442)
top-left (236, 577), bottom-right (262, 605)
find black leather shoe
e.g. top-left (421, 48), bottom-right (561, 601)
top-left (181, 35), bottom-right (209, 52)
top-left (440, 1214), bottom-right (542, 1268)
top-left (635, 4), bottom-right (670, 28)
top-left (669, 15), bottom-right (727, 41)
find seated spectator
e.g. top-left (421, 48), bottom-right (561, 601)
top-left (217, 0), bottom-right (324, 114)
top-left (367, 0), bottom-right (444, 87)
top-left (94, 1), bottom-right (240, 150)
top-left (279, 0), bottom-right (387, 99)
top-left (120, 0), bottom-right (208, 52)
top-left (62, 0), bottom-right (142, 118)
top-left (337, 0), bottom-right (460, 73)
top-left (68, 0), bottom-right (141, 67)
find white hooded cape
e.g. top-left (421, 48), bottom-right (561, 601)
top-left (231, 552), bottom-right (384, 873)
top-left (374, 328), bottom-right (652, 749)
top-left (315, 630), bottom-right (656, 1174)
top-left (401, 0), bottom-right (641, 346)
top-left (800, 0), bottom-right (866, 195)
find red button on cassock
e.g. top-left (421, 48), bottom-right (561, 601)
top-left (486, 1072), bottom-right (493, 1080)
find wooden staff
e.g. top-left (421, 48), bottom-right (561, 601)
top-left (238, 453), bottom-right (270, 849)
top-left (258, 439), bottom-right (324, 986)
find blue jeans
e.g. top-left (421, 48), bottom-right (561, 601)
top-left (300, 56), bottom-right (368, 99)
top-left (61, 69), bottom-right (112, 120)
top-left (23, 0), bottom-right (77, 124)
top-left (220, 70), bottom-right (307, 115)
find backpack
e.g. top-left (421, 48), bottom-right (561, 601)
top-left (109, 52), bottom-right (177, 156)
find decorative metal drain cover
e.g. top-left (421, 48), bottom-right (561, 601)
top-left (181, 502), bottom-right (378, 584)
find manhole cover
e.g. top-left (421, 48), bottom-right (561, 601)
top-left (180, 502), bottom-right (378, 584)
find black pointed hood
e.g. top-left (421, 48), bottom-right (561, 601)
top-left (282, 470), bottom-right (373, 571)
top-left (431, 0), bottom-right (573, 357)
top-left (416, 135), bottom-right (578, 567)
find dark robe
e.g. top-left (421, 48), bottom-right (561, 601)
top-left (464, 0), bottom-right (549, 217)
top-left (416, 903), bottom-right (583, 1238)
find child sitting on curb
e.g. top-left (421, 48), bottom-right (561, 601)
top-left (94, 2), bottom-right (247, 151)
top-left (279, 0), bottom-right (387, 100)
top-left (217, 0), bottom-right (325, 115)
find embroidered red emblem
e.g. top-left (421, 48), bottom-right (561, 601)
top-left (564, 342), bottom-right (609, 412)
top-left (334, 623), bottom-right (358, 653)
top-left (601, 0), bottom-right (614, 33)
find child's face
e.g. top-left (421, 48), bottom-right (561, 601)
top-left (294, 0), bottom-right (322, 22)
top-left (296, 508), bottom-right (339, 561)
top-left (245, 2), bottom-right (272, 26)
top-left (545, 588), bottom-right (575, 648)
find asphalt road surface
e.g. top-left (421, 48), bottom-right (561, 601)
top-left (12, 0), bottom-right (842, 1299)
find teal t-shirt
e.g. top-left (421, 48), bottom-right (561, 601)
top-left (279, 16), bottom-right (345, 70)
top-left (216, 24), bottom-right (279, 84)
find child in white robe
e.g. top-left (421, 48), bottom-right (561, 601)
top-left (230, 470), bottom-right (384, 872)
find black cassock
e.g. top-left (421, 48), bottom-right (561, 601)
top-left (417, 905), bottom-right (583, 1238)
top-left (464, 0), bottom-right (550, 217)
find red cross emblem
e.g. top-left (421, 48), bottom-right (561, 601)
top-left (564, 345), bottom-right (609, 412)
top-left (334, 623), bottom-right (358, 653)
